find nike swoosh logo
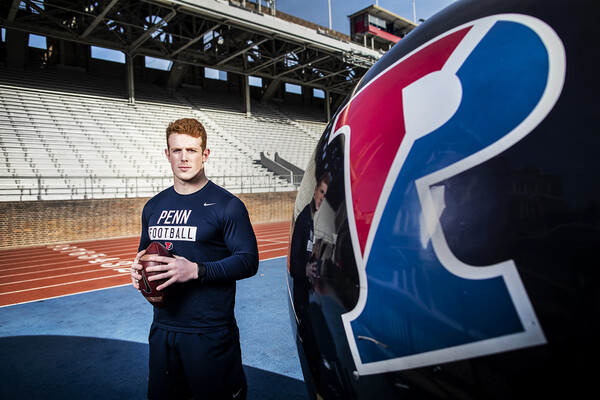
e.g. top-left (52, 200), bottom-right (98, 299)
top-left (232, 387), bottom-right (243, 398)
top-left (141, 271), bottom-right (153, 294)
top-left (204, 202), bottom-right (216, 206)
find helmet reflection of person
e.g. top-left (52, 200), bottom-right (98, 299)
top-left (313, 176), bottom-right (328, 212)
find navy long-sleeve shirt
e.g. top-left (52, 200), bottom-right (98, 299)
top-left (138, 181), bottom-right (259, 332)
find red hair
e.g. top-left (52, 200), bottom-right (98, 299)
top-left (166, 118), bottom-right (207, 150)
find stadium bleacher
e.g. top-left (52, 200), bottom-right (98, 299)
top-left (0, 66), bottom-right (327, 201)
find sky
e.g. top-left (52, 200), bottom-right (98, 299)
top-left (275, 0), bottom-right (459, 35)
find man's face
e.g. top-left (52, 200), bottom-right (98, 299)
top-left (165, 133), bottom-right (209, 185)
top-left (313, 181), bottom-right (328, 211)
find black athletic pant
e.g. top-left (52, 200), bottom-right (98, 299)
top-left (147, 324), bottom-right (247, 400)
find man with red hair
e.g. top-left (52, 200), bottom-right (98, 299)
top-left (131, 118), bottom-right (258, 400)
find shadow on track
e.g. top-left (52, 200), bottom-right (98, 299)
top-left (0, 335), bottom-right (307, 400)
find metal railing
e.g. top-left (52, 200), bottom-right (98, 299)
top-left (0, 174), bottom-right (303, 202)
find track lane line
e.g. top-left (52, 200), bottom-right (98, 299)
top-left (0, 221), bottom-right (291, 307)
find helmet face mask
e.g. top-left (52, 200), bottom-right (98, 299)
top-left (287, 1), bottom-right (600, 398)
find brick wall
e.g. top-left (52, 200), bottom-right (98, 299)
top-left (238, 191), bottom-right (296, 223)
top-left (0, 191), bottom-right (296, 249)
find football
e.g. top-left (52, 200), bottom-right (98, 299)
top-left (139, 242), bottom-right (172, 307)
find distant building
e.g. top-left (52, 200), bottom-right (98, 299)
top-left (349, 4), bottom-right (418, 51)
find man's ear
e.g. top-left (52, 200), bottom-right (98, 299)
top-left (203, 148), bottom-right (210, 161)
top-left (165, 148), bottom-right (170, 159)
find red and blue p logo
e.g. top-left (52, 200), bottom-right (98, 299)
top-left (331, 14), bottom-right (566, 375)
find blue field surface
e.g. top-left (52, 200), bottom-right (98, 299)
top-left (0, 257), bottom-right (307, 399)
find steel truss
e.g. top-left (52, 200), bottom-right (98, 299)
top-left (1, 0), bottom-right (381, 95)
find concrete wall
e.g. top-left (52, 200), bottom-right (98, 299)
top-left (0, 191), bottom-right (296, 249)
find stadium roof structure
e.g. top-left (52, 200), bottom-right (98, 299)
top-left (0, 0), bottom-right (383, 96)
top-left (348, 4), bottom-right (417, 51)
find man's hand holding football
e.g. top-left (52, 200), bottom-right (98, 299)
top-left (144, 254), bottom-right (200, 291)
top-left (131, 249), bottom-right (146, 290)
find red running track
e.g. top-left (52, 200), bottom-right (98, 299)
top-left (0, 221), bottom-right (290, 308)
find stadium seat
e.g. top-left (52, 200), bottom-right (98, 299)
top-left (0, 67), bottom-right (324, 200)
